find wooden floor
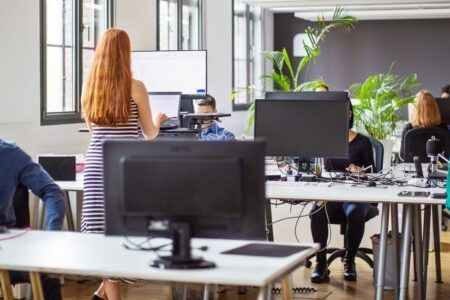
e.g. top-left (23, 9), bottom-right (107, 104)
top-left (60, 232), bottom-right (450, 300)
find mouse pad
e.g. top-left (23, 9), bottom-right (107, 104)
top-left (221, 243), bottom-right (310, 257)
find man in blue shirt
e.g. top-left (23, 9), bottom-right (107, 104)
top-left (0, 139), bottom-right (64, 299)
top-left (196, 95), bottom-right (236, 141)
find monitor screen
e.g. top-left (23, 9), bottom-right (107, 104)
top-left (436, 98), bottom-right (450, 125)
top-left (254, 99), bottom-right (349, 158)
top-left (104, 140), bottom-right (267, 240)
top-left (132, 51), bottom-right (207, 95)
top-left (148, 92), bottom-right (181, 120)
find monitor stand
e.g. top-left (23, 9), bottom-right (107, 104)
top-left (150, 222), bottom-right (216, 270)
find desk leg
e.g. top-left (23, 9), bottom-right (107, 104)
top-left (413, 205), bottom-right (425, 300)
top-left (76, 191), bottom-right (83, 231)
top-left (266, 200), bottom-right (274, 242)
top-left (375, 203), bottom-right (390, 300)
top-left (30, 194), bottom-right (40, 229)
top-left (257, 284), bottom-right (273, 300)
top-left (38, 199), bottom-right (46, 230)
top-left (422, 204), bottom-right (431, 296)
top-left (29, 272), bottom-right (44, 300)
top-left (203, 284), bottom-right (209, 300)
top-left (432, 205), bottom-right (443, 283)
top-left (0, 270), bottom-right (14, 300)
top-left (281, 276), bottom-right (293, 300)
top-left (399, 204), bottom-right (413, 300)
top-left (391, 203), bottom-right (400, 300)
top-left (64, 191), bottom-right (76, 231)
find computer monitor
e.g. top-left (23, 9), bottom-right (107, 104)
top-left (254, 99), bottom-right (349, 158)
top-left (132, 50), bottom-right (207, 95)
top-left (148, 92), bottom-right (181, 128)
top-left (104, 140), bottom-right (266, 269)
top-left (264, 91), bottom-right (349, 101)
top-left (435, 98), bottom-right (450, 125)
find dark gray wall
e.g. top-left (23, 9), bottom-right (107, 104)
top-left (274, 14), bottom-right (450, 96)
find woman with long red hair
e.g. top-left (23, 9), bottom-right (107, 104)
top-left (81, 28), bottom-right (168, 300)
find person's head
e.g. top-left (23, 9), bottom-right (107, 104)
top-left (82, 28), bottom-right (132, 126)
top-left (441, 84), bottom-right (450, 98)
top-left (196, 94), bottom-right (217, 114)
top-left (411, 90), bottom-right (442, 127)
top-left (314, 84), bottom-right (329, 92)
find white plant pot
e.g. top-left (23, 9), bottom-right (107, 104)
top-left (380, 138), bottom-right (394, 170)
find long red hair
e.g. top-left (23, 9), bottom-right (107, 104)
top-left (411, 90), bottom-right (442, 127)
top-left (82, 28), bottom-right (132, 126)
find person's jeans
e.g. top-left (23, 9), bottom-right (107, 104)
top-left (9, 271), bottom-right (62, 300)
top-left (310, 202), bottom-right (371, 263)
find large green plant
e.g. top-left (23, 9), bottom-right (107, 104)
top-left (350, 67), bottom-right (420, 140)
top-left (246, 7), bottom-right (356, 131)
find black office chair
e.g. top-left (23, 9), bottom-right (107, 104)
top-left (306, 138), bottom-right (382, 269)
top-left (402, 127), bottom-right (450, 163)
top-left (13, 183), bottom-right (30, 228)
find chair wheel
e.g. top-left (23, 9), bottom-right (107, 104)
top-left (304, 260), bottom-right (312, 268)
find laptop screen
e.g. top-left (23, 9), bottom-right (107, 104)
top-left (148, 92), bottom-right (181, 121)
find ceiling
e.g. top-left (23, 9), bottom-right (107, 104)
top-left (242, 0), bottom-right (450, 20)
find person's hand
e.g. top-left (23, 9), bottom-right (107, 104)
top-left (346, 164), bottom-right (365, 174)
top-left (155, 113), bottom-right (170, 126)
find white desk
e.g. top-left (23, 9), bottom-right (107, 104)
top-left (266, 180), bottom-right (446, 300)
top-left (0, 230), bottom-right (318, 300)
top-left (33, 173), bottom-right (84, 231)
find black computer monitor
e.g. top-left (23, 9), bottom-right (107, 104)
top-left (264, 91), bottom-right (349, 101)
top-left (254, 99), bottom-right (349, 158)
top-left (435, 98), bottom-right (450, 125)
top-left (104, 140), bottom-right (266, 269)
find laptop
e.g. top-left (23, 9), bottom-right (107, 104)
top-left (148, 92), bottom-right (182, 129)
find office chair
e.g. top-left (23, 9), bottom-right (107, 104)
top-left (401, 127), bottom-right (450, 163)
top-left (305, 138), bottom-right (382, 269)
top-left (13, 183), bottom-right (30, 228)
top-left (12, 184), bottom-right (32, 300)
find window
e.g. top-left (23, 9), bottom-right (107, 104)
top-left (158, 0), bottom-right (203, 50)
top-left (232, 0), bottom-right (264, 110)
top-left (40, 0), bottom-right (113, 125)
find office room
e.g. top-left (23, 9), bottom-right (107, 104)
top-left (1, 0), bottom-right (450, 299)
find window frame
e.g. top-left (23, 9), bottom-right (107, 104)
top-left (232, 0), bottom-right (264, 111)
top-left (40, 0), bottom-right (114, 126)
top-left (156, 0), bottom-right (204, 51)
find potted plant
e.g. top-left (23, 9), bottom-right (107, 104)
top-left (350, 67), bottom-right (421, 169)
top-left (244, 7), bottom-right (357, 132)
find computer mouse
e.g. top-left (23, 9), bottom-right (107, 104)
top-left (366, 181), bottom-right (376, 187)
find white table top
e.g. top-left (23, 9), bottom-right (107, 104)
top-left (266, 181), bottom-right (446, 205)
top-left (0, 230), bottom-right (318, 287)
top-left (55, 173), bottom-right (83, 191)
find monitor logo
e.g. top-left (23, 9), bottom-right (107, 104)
top-left (170, 145), bottom-right (191, 152)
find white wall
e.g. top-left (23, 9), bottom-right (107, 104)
top-left (0, 0), bottom-right (89, 158)
top-left (116, 0), bottom-right (157, 51)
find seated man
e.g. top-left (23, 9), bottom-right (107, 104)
top-left (0, 139), bottom-right (65, 300)
top-left (195, 95), bottom-right (236, 141)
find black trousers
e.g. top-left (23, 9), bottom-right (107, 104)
top-left (9, 271), bottom-right (62, 300)
top-left (310, 202), bottom-right (371, 262)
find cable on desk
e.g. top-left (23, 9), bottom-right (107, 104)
top-left (0, 227), bottom-right (30, 242)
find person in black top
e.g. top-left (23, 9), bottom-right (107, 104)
top-left (400, 90), bottom-right (449, 160)
top-left (310, 101), bottom-right (375, 283)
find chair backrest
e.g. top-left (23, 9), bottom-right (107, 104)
top-left (13, 183), bottom-right (30, 228)
top-left (369, 137), bottom-right (384, 173)
top-left (403, 127), bottom-right (450, 163)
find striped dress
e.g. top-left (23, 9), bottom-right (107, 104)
top-left (81, 99), bottom-right (140, 233)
